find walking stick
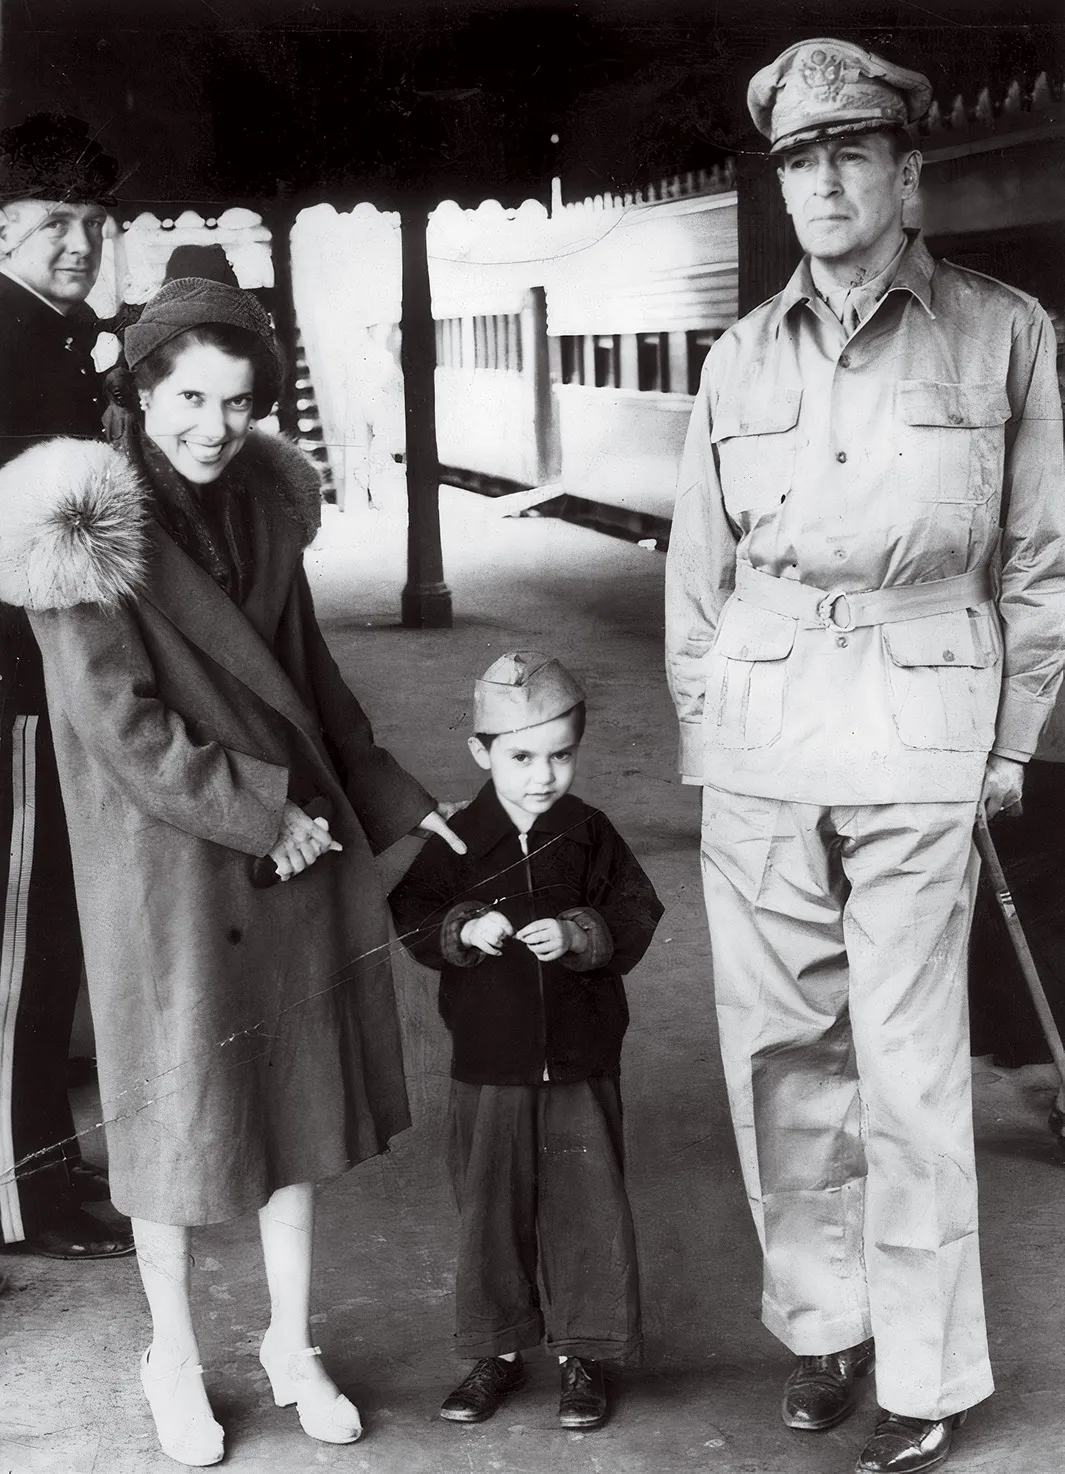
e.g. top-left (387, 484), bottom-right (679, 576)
top-left (974, 805), bottom-right (1065, 1096)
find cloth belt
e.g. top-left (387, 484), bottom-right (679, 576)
top-left (733, 561), bottom-right (993, 632)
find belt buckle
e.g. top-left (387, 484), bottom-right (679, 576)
top-left (816, 589), bottom-right (855, 632)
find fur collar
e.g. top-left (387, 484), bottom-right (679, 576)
top-left (0, 430), bottom-right (321, 611)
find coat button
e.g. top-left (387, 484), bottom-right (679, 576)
top-left (836, 450), bottom-right (847, 463)
top-left (943, 650), bottom-right (955, 661)
top-left (836, 635), bottom-right (849, 648)
top-left (948, 412), bottom-right (963, 425)
top-left (739, 645), bottom-right (750, 658)
top-left (839, 353), bottom-right (851, 368)
top-left (834, 547), bottom-right (846, 559)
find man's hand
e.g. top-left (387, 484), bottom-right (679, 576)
top-left (460, 910), bottom-right (513, 956)
top-left (980, 754), bottom-right (1025, 820)
top-left (415, 807), bottom-right (468, 854)
top-left (515, 917), bottom-right (587, 963)
top-left (268, 799), bottom-right (343, 882)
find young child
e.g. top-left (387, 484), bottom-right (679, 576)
top-left (389, 651), bottom-right (663, 1430)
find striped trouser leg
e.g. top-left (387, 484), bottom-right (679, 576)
top-left (0, 714), bottom-right (38, 1241)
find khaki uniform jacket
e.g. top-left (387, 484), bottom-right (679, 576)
top-left (665, 234), bottom-right (1065, 804)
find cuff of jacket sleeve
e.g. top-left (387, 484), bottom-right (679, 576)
top-left (677, 720), bottom-right (704, 781)
top-left (231, 753), bottom-right (291, 857)
top-left (440, 902), bottom-right (491, 967)
top-left (991, 747), bottom-right (1030, 764)
top-left (558, 907), bottom-right (614, 971)
top-left (994, 688), bottom-right (1056, 763)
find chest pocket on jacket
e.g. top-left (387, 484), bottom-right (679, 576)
top-left (705, 597), bottom-right (797, 749)
top-left (882, 606), bottom-right (1001, 750)
top-left (895, 381), bottom-right (1010, 504)
top-left (711, 390), bottom-right (802, 517)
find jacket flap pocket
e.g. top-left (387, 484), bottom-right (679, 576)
top-left (711, 389), bottom-right (802, 442)
top-left (883, 609), bottom-right (996, 668)
top-left (713, 598), bottom-right (797, 661)
top-left (897, 380), bottom-right (1011, 429)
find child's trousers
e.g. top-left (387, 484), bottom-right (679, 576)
top-left (447, 1076), bottom-right (642, 1364)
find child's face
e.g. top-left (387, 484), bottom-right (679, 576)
top-left (468, 709), bottom-right (582, 831)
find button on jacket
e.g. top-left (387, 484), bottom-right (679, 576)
top-left (665, 233), bottom-right (1065, 803)
top-left (389, 785), bottom-right (663, 1086)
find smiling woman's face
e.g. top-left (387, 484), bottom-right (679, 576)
top-left (141, 341), bottom-right (255, 485)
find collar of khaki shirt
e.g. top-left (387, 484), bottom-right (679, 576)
top-left (779, 229), bottom-right (937, 329)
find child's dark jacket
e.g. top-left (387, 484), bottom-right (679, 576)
top-left (389, 784), bottom-right (663, 1086)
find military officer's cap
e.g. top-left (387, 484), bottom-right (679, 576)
top-left (0, 113), bottom-right (120, 207)
top-left (748, 38), bottom-right (932, 155)
top-left (474, 651), bottom-right (586, 735)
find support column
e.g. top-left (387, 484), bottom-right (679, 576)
top-left (736, 151), bottom-right (799, 315)
top-left (400, 205), bottom-right (452, 629)
top-left (264, 203), bottom-right (300, 436)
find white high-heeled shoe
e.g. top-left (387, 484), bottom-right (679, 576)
top-left (258, 1333), bottom-right (362, 1444)
top-left (140, 1347), bottom-right (225, 1467)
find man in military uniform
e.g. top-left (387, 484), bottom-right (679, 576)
top-left (0, 113), bottom-right (132, 1258)
top-left (666, 39), bottom-right (1065, 1474)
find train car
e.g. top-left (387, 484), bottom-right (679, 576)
top-left (430, 68), bottom-right (1063, 526)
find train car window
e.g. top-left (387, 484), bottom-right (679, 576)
top-left (560, 335), bottom-right (584, 384)
top-left (687, 329), bottom-right (720, 395)
top-left (435, 318), bottom-right (464, 369)
top-left (637, 332), bottom-right (670, 392)
top-left (594, 334), bottom-right (621, 388)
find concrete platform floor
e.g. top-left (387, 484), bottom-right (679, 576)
top-left (2, 488), bottom-right (1064, 1474)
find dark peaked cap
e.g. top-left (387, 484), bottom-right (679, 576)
top-left (0, 113), bottom-right (120, 206)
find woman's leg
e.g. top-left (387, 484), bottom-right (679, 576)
top-left (132, 1217), bottom-right (198, 1366)
top-left (259, 1182), bottom-right (318, 1346)
top-left (133, 1216), bottom-right (224, 1465)
top-left (258, 1181), bottom-right (360, 1440)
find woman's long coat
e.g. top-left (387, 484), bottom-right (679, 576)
top-left (0, 431), bottom-right (433, 1225)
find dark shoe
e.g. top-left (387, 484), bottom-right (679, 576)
top-left (440, 1355), bottom-right (524, 1423)
top-left (856, 1409), bottom-right (966, 1473)
top-left (781, 1337), bottom-right (875, 1431)
top-left (558, 1357), bottom-right (607, 1430)
top-left (12, 1204), bottom-right (135, 1260)
top-left (68, 1159), bottom-right (112, 1204)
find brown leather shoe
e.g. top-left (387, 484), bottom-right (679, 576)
top-left (440, 1355), bottom-right (524, 1423)
top-left (781, 1337), bottom-right (875, 1431)
top-left (856, 1409), bottom-right (966, 1472)
top-left (558, 1358), bottom-right (608, 1429)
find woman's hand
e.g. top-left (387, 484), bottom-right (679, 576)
top-left (516, 917), bottom-right (587, 963)
top-left (460, 910), bottom-right (513, 956)
top-left (415, 807), bottom-right (468, 854)
top-left (268, 799), bottom-right (343, 882)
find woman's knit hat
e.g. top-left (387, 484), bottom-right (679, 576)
top-left (123, 276), bottom-right (283, 418)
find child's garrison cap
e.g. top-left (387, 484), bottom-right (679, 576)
top-left (474, 651), bottom-right (586, 736)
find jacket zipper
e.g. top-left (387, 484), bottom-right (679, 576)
top-left (518, 832), bottom-right (551, 1083)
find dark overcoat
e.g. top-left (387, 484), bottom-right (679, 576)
top-left (0, 429), bottom-right (434, 1225)
top-left (0, 270), bottom-right (104, 711)
top-left (389, 784), bottom-right (663, 1085)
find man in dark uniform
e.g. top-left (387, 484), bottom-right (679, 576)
top-left (0, 113), bottom-right (132, 1257)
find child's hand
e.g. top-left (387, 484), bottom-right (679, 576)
top-left (515, 917), bottom-right (587, 962)
top-left (460, 910), bottom-right (514, 956)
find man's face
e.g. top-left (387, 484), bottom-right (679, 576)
top-left (0, 199), bottom-right (106, 311)
top-left (777, 133), bottom-right (920, 268)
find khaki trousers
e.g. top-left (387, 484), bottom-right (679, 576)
top-left (699, 785), bottom-right (994, 1419)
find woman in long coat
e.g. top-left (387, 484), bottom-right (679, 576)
top-left (0, 276), bottom-right (463, 1465)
